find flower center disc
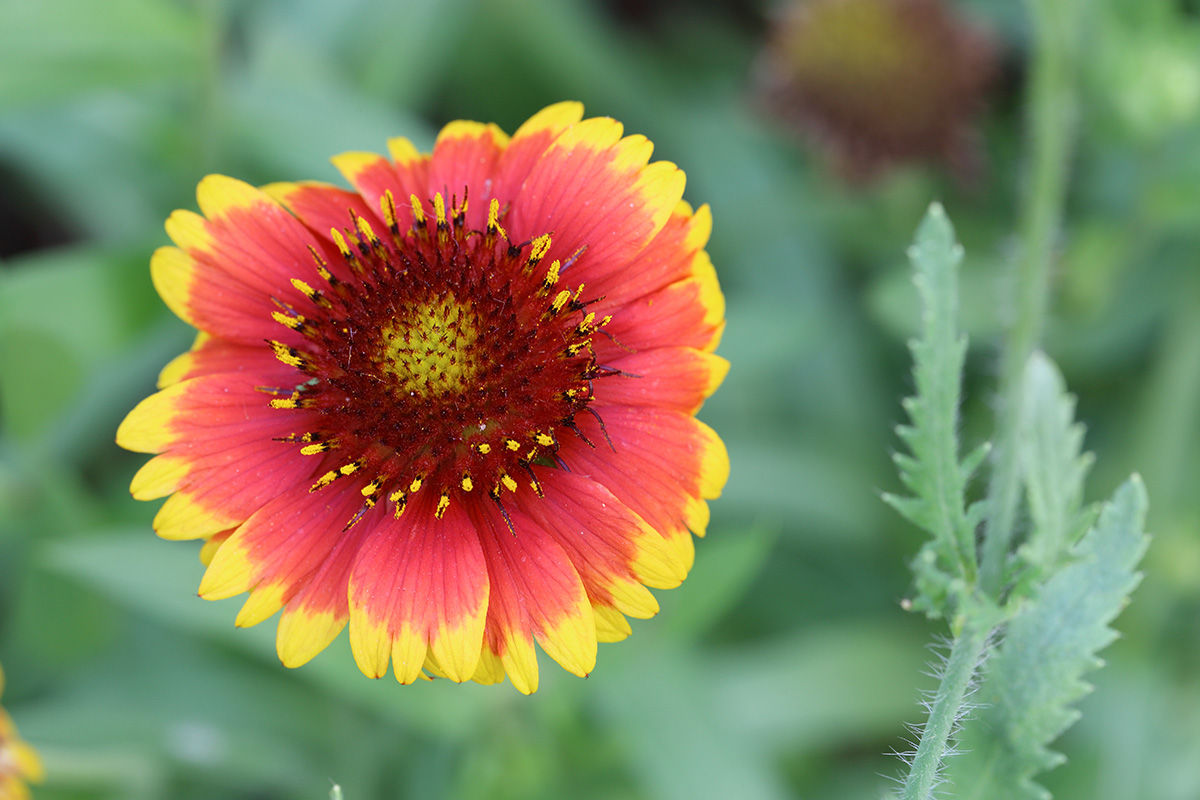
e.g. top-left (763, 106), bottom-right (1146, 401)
top-left (267, 192), bottom-right (612, 524)
top-left (379, 292), bottom-right (483, 398)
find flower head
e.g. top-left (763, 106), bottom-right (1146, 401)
top-left (118, 103), bottom-right (728, 693)
top-left (756, 0), bottom-right (996, 181)
top-left (0, 664), bottom-right (44, 800)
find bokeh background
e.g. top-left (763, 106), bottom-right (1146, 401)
top-left (2, 0), bottom-right (1199, 798)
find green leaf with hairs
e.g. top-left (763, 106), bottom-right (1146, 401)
top-left (1015, 352), bottom-right (1097, 583)
top-left (954, 476), bottom-right (1149, 799)
top-left (882, 203), bottom-right (986, 617)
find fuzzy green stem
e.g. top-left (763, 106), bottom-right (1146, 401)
top-left (979, 0), bottom-right (1081, 596)
top-left (901, 619), bottom-right (992, 800)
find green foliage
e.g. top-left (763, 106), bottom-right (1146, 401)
top-left (956, 477), bottom-right (1149, 799)
top-left (889, 210), bottom-right (1148, 799)
top-left (0, 0), bottom-right (1194, 798)
top-left (882, 204), bottom-right (988, 618)
top-left (1014, 353), bottom-right (1096, 584)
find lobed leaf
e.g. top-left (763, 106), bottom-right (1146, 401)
top-left (1015, 352), bottom-right (1096, 579)
top-left (954, 476), bottom-right (1149, 799)
top-left (883, 203), bottom-right (984, 616)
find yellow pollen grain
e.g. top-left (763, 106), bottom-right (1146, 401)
top-left (461, 475), bottom-right (474, 492)
top-left (504, 439), bottom-right (520, 451)
top-left (378, 292), bottom-right (484, 398)
top-left (435, 493), bottom-right (451, 518)
top-left (409, 194), bottom-right (426, 227)
top-left (535, 432), bottom-right (555, 447)
top-left (300, 443), bottom-right (326, 456)
top-left (500, 473), bottom-right (518, 493)
top-left (475, 443), bottom-right (492, 455)
top-left (410, 477), bottom-right (423, 493)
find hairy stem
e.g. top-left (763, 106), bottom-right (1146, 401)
top-left (901, 618), bottom-right (992, 800)
top-left (979, 0), bottom-right (1081, 595)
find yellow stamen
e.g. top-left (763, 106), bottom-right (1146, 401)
top-left (541, 260), bottom-right (561, 293)
top-left (356, 215), bottom-right (380, 246)
top-left (548, 289), bottom-right (571, 317)
top-left (409, 194), bottom-right (426, 228)
top-left (526, 234), bottom-right (552, 271)
top-left (435, 493), bottom-right (451, 518)
top-left (433, 193), bottom-right (448, 230)
top-left (381, 190), bottom-right (399, 233)
top-left (271, 311), bottom-right (307, 331)
top-left (486, 198), bottom-right (507, 239)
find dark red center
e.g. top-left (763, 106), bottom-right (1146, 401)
top-left (266, 191), bottom-right (614, 525)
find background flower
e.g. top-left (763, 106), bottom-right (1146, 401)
top-left (755, 0), bottom-right (996, 181)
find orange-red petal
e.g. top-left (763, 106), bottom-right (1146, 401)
top-left (346, 492), bottom-right (490, 684)
top-left (475, 502), bottom-right (597, 694)
top-left (505, 117), bottom-right (686, 283)
top-left (596, 346), bottom-right (729, 414)
top-left (156, 176), bottom-right (327, 343)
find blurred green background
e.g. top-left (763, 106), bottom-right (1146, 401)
top-left (2, 0), bottom-right (1199, 797)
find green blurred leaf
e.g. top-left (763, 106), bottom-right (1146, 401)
top-left (955, 477), bottom-right (1150, 799)
top-left (0, 0), bottom-right (203, 109)
top-left (1015, 352), bottom-right (1095, 579)
top-left (660, 526), bottom-right (775, 642)
top-left (883, 204), bottom-right (986, 616)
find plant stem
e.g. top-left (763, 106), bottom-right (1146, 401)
top-left (901, 618), bottom-right (992, 800)
top-left (979, 0), bottom-right (1081, 596)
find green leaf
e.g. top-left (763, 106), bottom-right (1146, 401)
top-left (1016, 351), bottom-right (1096, 579)
top-left (882, 203), bottom-right (985, 616)
top-left (0, 0), bottom-right (203, 109)
top-left (955, 476), bottom-right (1150, 799)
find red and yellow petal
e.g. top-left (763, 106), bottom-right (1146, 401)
top-left (332, 145), bottom-right (430, 233)
top-left (598, 250), bottom-right (725, 356)
top-left (505, 117), bottom-right (686, 279)
top-left (425, 122), bottom-right (509, 229)
top-left (596, 346), bottom-right (729, 414)
top-left (346, 492), bottom-right (490, 684)
top-left (198, 481), bottom-right (374, 653)
top-left (584, 200), bottom-right (713, 309)
top-left (156, 176), bottom-right (327, 344)
top-left (118, 345), bottom-right (321, 541)
top-left (274, 522), bottom-right (369, 667)
top-left (517, 470), bottom-right (692, 631)
top-left (562, 404), bottom-right (728, 550)
top-left (475, 502), bottom-right (597, 694)
top-left (494, 101), bottom-right (585, 198)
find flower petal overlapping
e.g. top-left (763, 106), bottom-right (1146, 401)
top-left (118, 102), bottom-right (728, 693)
top-left (0, 664), bottom-right (44, 800)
